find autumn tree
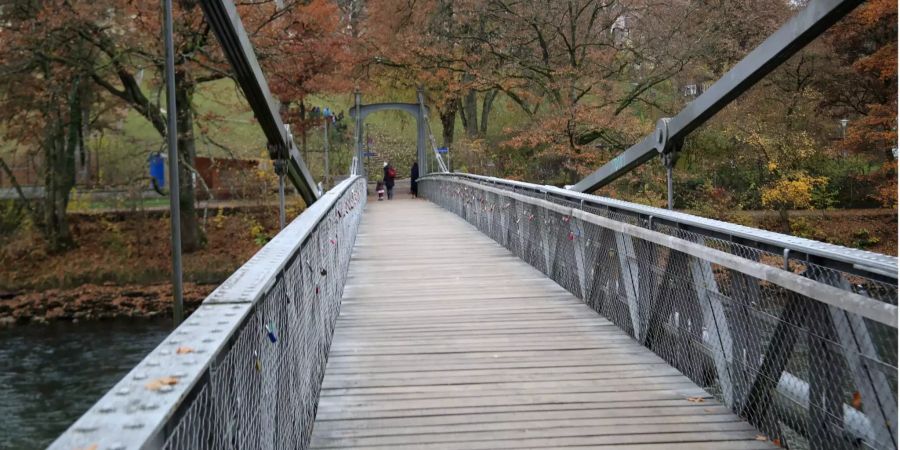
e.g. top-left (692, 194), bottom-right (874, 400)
top-left (439, 0), bottom-right (711, 182)
top-left (70, 0), bottom-right (241, 252)
top-left (819, 0), bottom-right (897, 207)
top-left (363, 0), bottom-right (522, 159)
top-left (0, 1), bottom-right (109, 251)
top-left (42, 0), bottom-right (351, 252)
top-left (672, 0), bottom-right (896, 212)
top-left (261, 0), bottom-right (354, 161)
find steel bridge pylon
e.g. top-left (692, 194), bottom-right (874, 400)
top-left (349, 88), bottom-right (444, 179)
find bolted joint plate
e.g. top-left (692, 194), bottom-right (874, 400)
top-left (653, 117), bottom-right (671, 154)
top-left (266, 143), bottom-right (283, 161)
top-left (273, 159), bottom-right (287, 176)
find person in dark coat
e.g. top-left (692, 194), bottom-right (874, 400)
top-left (383, 162), bottom-right (396, 200)
top-left (410, 162), bottom-right (419, 198)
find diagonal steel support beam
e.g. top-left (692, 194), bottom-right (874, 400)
top-left (199, 0), bottom-right (320, 205)
top-left (571, 0), bottom-right (863, 193)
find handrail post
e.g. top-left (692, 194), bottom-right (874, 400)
top-left (354, 88), bottom-right (362, 178)
top-left (275, 158), bottom-right (286, 229)
top-left (163, 0), bottom-right (183, 327)
top-left (323, 118), bottom-right (330, 188)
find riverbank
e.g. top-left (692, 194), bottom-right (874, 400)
top-left (0, 206), bottom-right (285, 326)
top-left (735, 208), bottom-right (897, 256)
top-left (0, 282), bottom-right (214, 326)
top-left (1, 206), bottom-right (286, 292)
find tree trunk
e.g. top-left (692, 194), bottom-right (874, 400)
top-left (42, 79), bottom-right (81, 252)
top-left (463, 88), bottom-right (478, 138)
top-left (479, 89), bottom-right (497, 136)
top-left (175, 75), bottom-right (205, 252)
top-left (75, 97), bottom-right (91, 185)
top-left (458, 98), bottom-right (469, 134)
top-left (439, 99), bottom-right (458, 147)
top-left (778, 208), bottom-right (791, 233)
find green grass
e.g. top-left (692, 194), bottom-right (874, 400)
top-left (92, 79), bottom-right (270, 187)
top-left (2, 77), bottom-right (535, 192)
top-left (68, 194), bottom-right (170, 212)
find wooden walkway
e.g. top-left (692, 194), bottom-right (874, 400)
top-left (311, 197), bottom-right (770, 449)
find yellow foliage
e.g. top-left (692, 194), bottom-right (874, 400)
top-left (210, 208), bottom-right (226, 229)
top-left (67, 187), bottom-right (90, 212)
top-left (761, 174), bottom-right (828, 211)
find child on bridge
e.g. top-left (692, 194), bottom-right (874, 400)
top-left (376, 180), bottom-right (385, 201)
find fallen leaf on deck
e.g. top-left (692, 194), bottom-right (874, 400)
top-left (145, 376), bottom-right (178, 391)
top-left (755, 435), bottom-right (767, 441)
top-left (686, 396), bottom-right (705, 403)
top-left (773, 438), bottom-right (782, 447)
top-left (176, 346), bottom-right (194, 355)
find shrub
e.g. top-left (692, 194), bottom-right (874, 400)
top-left (761, 173), bottom-right (828, 231)
top-left (0, 199), bottom-right (25, 236)
top-left (852, 228), bottom-right (881, 249)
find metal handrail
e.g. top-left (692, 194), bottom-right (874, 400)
top-left (49, 176), bottom-right (365, 450)
top-left (420, 174), bottom-right (898, 448)
top-left (422, 172), bottom-right (898, 281)
top-left (444, 175), bottom-right (897, 326)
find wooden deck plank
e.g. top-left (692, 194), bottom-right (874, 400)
top-left (310, 198), bottom-right (769, 449)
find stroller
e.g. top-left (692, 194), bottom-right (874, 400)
top-left (376, 180), bottom-right (385, 201)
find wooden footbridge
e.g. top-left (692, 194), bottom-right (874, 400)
top-left (50, 0), bottom-right (898, 449)
top-left (310, 199), bottom-right (770, 449)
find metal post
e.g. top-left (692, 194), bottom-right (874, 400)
top-left (666, 165), bottom-right (674, 210)
top-left (354, 89), bottom-right (362, 177)
top-left (278, 173), bottom-right (285, 229)
top-left (324, 118), bottom-right (330, 189)
top-left (416, 87), bottom-right (427, 175)
top-left (365, 123), bottom-right (370, 183)
top-left (163, 0), bottom-right (183, 327)
top-left (274, 159), bottom-right (286, 229)
top-left (662, 151), bottom-right (678, 210)
top-left (840, 118), bottom-right (849, 159)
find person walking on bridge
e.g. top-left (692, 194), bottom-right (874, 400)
top-left (410, 162), bottom-right (419, 198)
top-left (383, 162), bottom-right (396, 200)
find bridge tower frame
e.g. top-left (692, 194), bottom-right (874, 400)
top-left (349, 88), bottom-right (431, 178)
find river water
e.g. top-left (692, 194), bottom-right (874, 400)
top-left (0, 319), bottom-right (171, 449)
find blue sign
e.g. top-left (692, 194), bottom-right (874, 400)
top-left (364, 152), bottom-right (378, 157)
top-left (437, 147), bottom-right (449, 154)
top-left (148, 152), bottom-right (165, 188)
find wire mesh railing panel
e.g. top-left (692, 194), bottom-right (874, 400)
top-left (50, 176), bottom-right (366, 450)
top-left (449, 173), bottom-right (897, 284)
top-left (421, 175), bottom-right (898, 450)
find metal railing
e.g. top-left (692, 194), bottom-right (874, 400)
top-left (446, 173), bottom-right (897, 283)
top-left (50, 176), bottom-right (366, 450)
top-left (420, 173), bottom-right (898, 450)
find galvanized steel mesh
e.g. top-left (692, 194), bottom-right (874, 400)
top-left (50, 177), bottom-right (366, 450)
top-left (163, 179), bottom-right (364, 450)
top-left (421, 175), bottom-right (898, 450)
